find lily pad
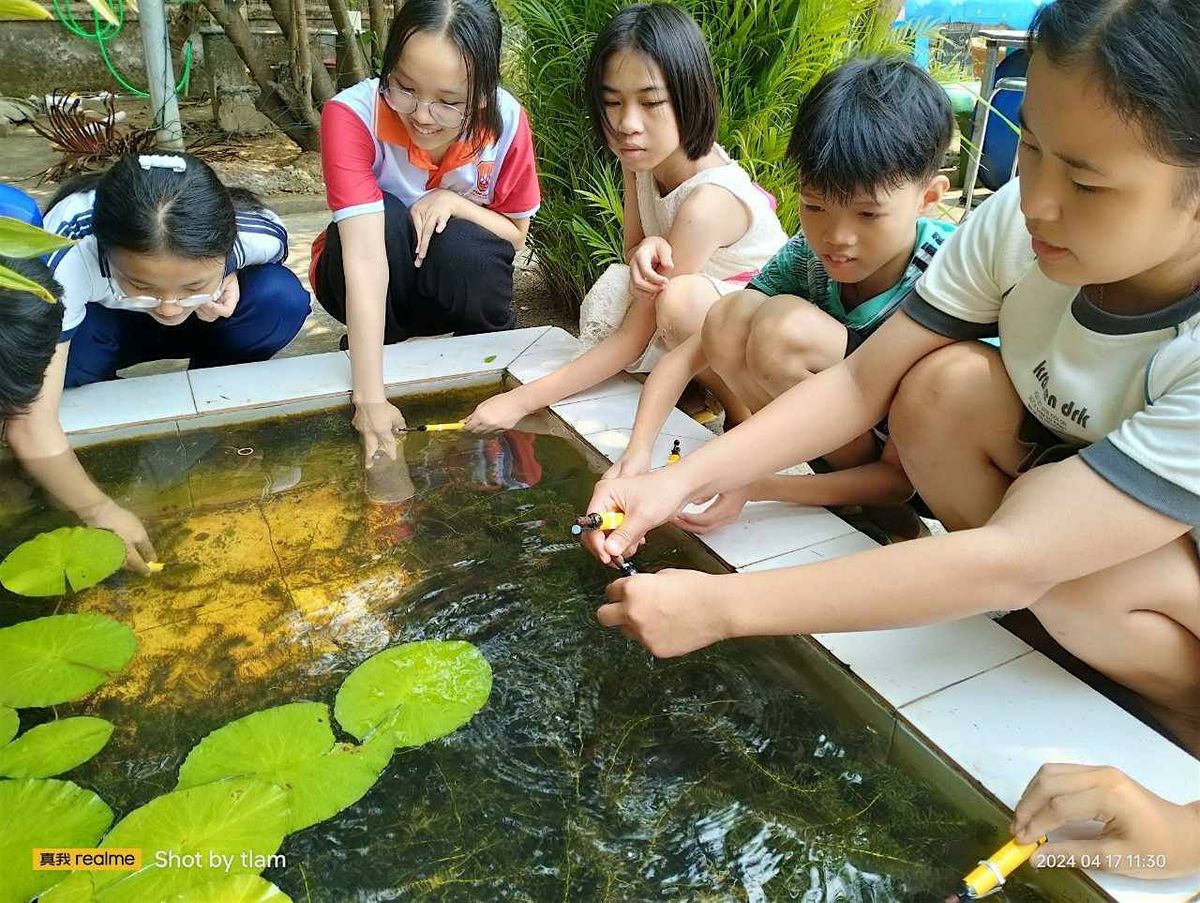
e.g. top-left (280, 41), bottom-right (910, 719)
top-left (0, 613), bottom-right (137, 708)
top-left (0, 527), bottom-right (126, 597)
top-left (48, 777), bottom-right (290, 903)
top-left (177, 702), bottom-right (392, 832)
top-left (0, 717), bottom-right (114, 778)
top-left (0, 705), bottom-right (17, 746)
top-left (483, 354), bottom-right (498, 363)
top-left (334, 640), bottom-right (492, 748)
top-left (169, 875), bottom-right (293, 903)
top-left (0, 778), bottom-right (113, 903)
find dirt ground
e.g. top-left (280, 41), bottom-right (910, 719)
top-left (0, 95), bottom-right (577, 375)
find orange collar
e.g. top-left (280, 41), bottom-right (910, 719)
top-left (375, 95), bottom-right (487, 189)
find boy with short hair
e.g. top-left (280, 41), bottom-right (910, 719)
top-left (608, 56), bottom-right (955, 531)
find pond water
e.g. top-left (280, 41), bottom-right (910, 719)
top-left (0, 387), bottom-right (1083, 902)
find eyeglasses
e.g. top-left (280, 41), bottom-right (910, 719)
top-left (107, 277), bottom-right (222, 312)
top-left (381, 83), bottom-right (466, 129)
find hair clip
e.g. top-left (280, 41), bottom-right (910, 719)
top-left (138, 154), bottom-right (187, 173)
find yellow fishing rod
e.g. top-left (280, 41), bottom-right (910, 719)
top-left (402, 421), bottom-right (466, 432)
top-left (946, 835), bottom-right (1047, 901)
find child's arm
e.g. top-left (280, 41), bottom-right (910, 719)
top-left (582, 312), bottom-right (954, 562)
top-left (622, 168), bottom-right (645, 260)
top-left (659, 184), bottom-right (751, 276)
top-left (608, 333), bottom-right (706, 478)
top-left (463, 293), bottom-right (658, 432)
top-left (599, 456), bottom-right (1191, 658)
top-left (4, 344), bottom-right (157, 572)
top-left (677, 448), bottom-right (912, 533)
top-left (336, 212), bottom-right (407, 462)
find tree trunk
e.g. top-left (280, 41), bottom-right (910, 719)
top-left (327, 0), bottom-right (369, 83)
top-left (198, 0), bottom-right (321, 150)
top-left (264, 0), bottom-right (336, 103)
top-left (875, 0), bottom-right (903, 24)
top-left (366, 0), bottom-right (389, 64)
top-left (289, 0), bottom-right (316, 123)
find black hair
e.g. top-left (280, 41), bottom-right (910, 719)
top-left (47, 153), bottom-right (265, 261)
top-left (786, 56), bottom-right (954, 205)
top-left (379, 0), bottom-right (503, 145)
top-left (586, 3), bottom-right (719, 161)
top-left (0, 256), bottom-right (65, 418)
top-left (1029, 0), bottom-right (1200, 198)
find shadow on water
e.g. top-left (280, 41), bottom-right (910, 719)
top-left (0, 387), bottom-right (1083, 902)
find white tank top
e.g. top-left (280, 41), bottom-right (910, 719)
top-left (634, 145), bottom-right (787, 281)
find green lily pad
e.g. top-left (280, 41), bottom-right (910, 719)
top-left (177, 702), bottom-right (392, 832)
top-left (0, 527), bottom-right (126, 597)
top-left (0, 778), bottom-right (113, 903)
top-left (169, 875), bottom-right (293, 903)
top-left (0, 705), bottom-right (17, 746)
top-left (483, 354), bottom-right (498, 363)
top-left (49, 777), bottom-right (290, 903)
top-left (0, 717), bottom-right (114, 778)
top-left (334, 640), bottom-right (492, 748)
top-left (0, 613), bottom-right (137, 708)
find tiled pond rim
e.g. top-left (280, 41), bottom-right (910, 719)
top-left (57, 326), bottom-right (1199, 903)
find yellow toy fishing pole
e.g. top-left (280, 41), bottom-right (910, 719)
top-left (666, 439), bottom-right (682, 465)
top-left (946, 835), bottom-right (1047, 901)
top-left (403, 421), bottom-right (465, 432)
top-left (571, 511), bottom-right (624, 535)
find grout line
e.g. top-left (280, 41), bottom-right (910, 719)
top-left (897, 649), bottom-right (1034, 710)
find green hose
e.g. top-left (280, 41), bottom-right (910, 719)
top-left (50, 0), bottom-right (193, 98)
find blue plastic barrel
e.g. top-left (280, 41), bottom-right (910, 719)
top-left (0, 183), bottom-right (42, 228)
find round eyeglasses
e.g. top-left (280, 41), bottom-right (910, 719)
top-left (381, 83), bottom-right (466, 129)
top-left (107, 277), bottom-right (222, 312)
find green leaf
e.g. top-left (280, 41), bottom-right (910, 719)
top-left (334, 640), bottom-right (492, 748)
top-left (0, 216), bottom-right (74, 257)
top-left (50, 777), bottom-right (290, 903)
top-left (0, 261), bottom-right (57, 303)
top-left (0, 717), bottom-right (114, 778)
top-left (0, 0), bottom-right (52, 19)
top-left (177, 702), bottom-right (392, 832)
top-left (0, 778), bottom-right (113, 903)
top-left (0, 526), bottom-right (127, 597)
top-left (483, 354), bottom-right (498, 363)
top-left (0, 705), bottom-right (17, 746)
top-left (82, 0), bottom-right (119, 25)
top-left (169, 875), bottom-right (293, 903)
top-left (0, 613), bottom-right (137, 708)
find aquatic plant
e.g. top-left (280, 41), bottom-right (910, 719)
top-left (0, 613), bottom-right (136, 708)
top-left (0, 716), bottom-right (113, 779)
top-left (0, 526), bottom-right (125, 597)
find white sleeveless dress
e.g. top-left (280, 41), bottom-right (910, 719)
top-left (578, 145), bottom-right (787, 372)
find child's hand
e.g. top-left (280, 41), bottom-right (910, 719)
top-left (673, 486), bottom-right (754, 534)
top-left (1013, 764), bottom-right (1200, 879)
top-left (195, 273), bottom-right (240, 322)
top-left (81, 499), bottom-right (157, 574)
top-left (628, 237), bottom-right (673, 294)
top-left (581, 470), bottom-right (691, 564)
top-left (603, 447), bottom-right (652, 480)
top-left (596, 569), bottom-right (732, 657)
top-left (411, 189), bottom-right (464, 267)
top-left (353, 399), bottom-right (407, 466)
top-left (463, 390), bottom-right (531, 433)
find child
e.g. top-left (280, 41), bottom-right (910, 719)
top-left (607, 58), bottom-right (954, 533)
top-left (4, 153), bottom-right (308, 572)
top-left (585, 0), bottom-right (1200, 758)
top-left (464, 3), bottom-right (787, 434)
top-left (43, 153), bottom-right (310, 385)
top-left (311, 0), bottom-right (541, 464)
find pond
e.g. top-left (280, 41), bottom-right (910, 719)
top-left (0, 387), bottom-right (1089, 902)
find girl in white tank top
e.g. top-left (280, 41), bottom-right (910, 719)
top-left (464, 5), bottom-right (786, 432)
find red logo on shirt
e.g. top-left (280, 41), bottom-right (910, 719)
top-left (473, 162), bottom-right (495, 197)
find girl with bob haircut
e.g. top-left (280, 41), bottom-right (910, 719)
top-left (464, 2), bottom-right (786, 432)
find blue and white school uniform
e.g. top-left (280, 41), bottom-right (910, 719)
top-left (43, 189), bottom-right (312, 387)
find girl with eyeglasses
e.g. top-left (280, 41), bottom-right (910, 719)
top-left (310, 0), bottom-right (541, 465)
top-left (1, 152), bottom-right (309, 572)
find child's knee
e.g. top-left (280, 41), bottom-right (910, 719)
top-left (654, 274), bottom-right (714, 344)
top-left (890, 344), bottom-right (993, 446)
top-left (700, 289), bottom-right (757, 365)
top-left (744, 301), bottom-right (828, 386)
top-left (239, 265), bottom-right (311, 335)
